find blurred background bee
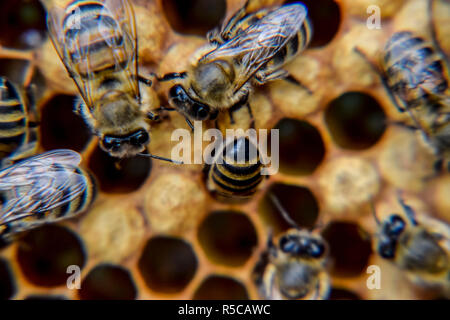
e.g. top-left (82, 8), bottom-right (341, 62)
top-left (0, 76), bottom-right (39, 168)
top-left (372, 196), bottom-right (450, 297)
top-left (253, 194), bottom-right (330, 300)
top-left (0, 149), bottom-right (96, 242)
top-left (205, 135), bottom-right (266, 202)
top-left (46, 0), bottom-right (176, 162)
top-left (355, 0), bottom-right (450, 170)
top-left (164, 1), bottom-right (312, 126)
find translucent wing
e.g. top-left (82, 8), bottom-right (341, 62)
top-left (46, 0), bottom-right (139, 108)
top-left (202, 4), bottom-right (307, 93)
top-left (0, 149), bottom-right (87, 225)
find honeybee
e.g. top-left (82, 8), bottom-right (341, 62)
top-left (164, 1), bottom-right (312, 125)
top-left (47, 0), bottom-right (175, 162)
top-left (0, 149), bottom-right (96, 241)
top-left (255, 194), bottom-right (330, 300)
top-left (354, 0), bottom-right (450, 170)
top-left (372, 196), bottom-right (450, 297)
top-left (205, 135), bottom-right (265, 201)
top-left (0, 76), bottom-right (38, 167)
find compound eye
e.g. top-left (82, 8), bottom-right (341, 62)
top-left (130, 130), bottom-right (149, 146)
top-left (388, 215), bottom-right (406, 236)
top-left (378, 240), bottom-right (395, 259)
top-left (169, 85), bottom-right (188, 103)
top-left (102, 136), bottom-right (121, 151)
top-left (193, 103), bottom-right (210, 120)
top-left (307, 240), bottom-right (325, 258)
top-left (279, 235), bottom-right (298, 254)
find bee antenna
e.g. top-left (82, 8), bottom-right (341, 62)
top-left (138, 153), bottom-right (183, 165)
top-left (268, 193), bottom-right (299, 229)
top-left (370, 199), bottom-right (381, 226)
top-left (396, 191), bottom-right (418, 226)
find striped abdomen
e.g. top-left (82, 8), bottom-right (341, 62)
top-left (383, 31), bottom-right (448, 111)
top-left (260, 16), bottom-right (312, 75)
top-left (0, 77), bottom-right (36, 163)
top-left (63, 0), bottom-right (131, 77)
top-left (208, 137), bottom-right (264, 198)
top-left (0, 168), bottom-right (96, 239)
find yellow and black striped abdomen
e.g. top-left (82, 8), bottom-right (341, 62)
top-left (383, 31), bottom-right (448, 110)
top-left (47, 167), bottom-right (97, 220)
top-left (64, 0), bottom-right (130, 78)
top-left (261, 16), bottom-right (312, 75)
top-left (0, 77), bottom-right (29, 160)
top-left (208, 137), bottom-right (264, 199)
top-left (0, 167), bottom-right (97, 240)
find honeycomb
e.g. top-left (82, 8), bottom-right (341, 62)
top-left (0, 0), bottom-right (449, 300)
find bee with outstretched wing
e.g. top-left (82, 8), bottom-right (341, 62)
top-left (0, 149), bottom-right (96, 240)
top-left (164, 2), bottom-right (312, 125)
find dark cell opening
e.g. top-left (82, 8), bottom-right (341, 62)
top-left (329, 287), bottom-right (361, 300)
top-left (259, 183), bottom-right (319, 234)
top-left (0, 258), bottom-right (15, 300)
top-left (87, 146), bottom-right (151, 193)
top-left (40, 95), bottom-right (92, 152)
top-left (273, 119), bottom-right (325, 175)
top-left (322, 222), bottom-right (372, 277)
top-left (198, 211), bottom-right (258, 267)
top-left (325, 92), bottom-right (387, 150)
top-left (193, 275), bottom-right (249, 300)
top-left (0, 0), bottom-right (47, 49)
top-left (79, 264), bottom-right (137, 300)
top-left (25, 295), bottom-right (67, 300)
top-left (284, 0), bottom-right (341, 48)
top-left (0, 59), bottom-right (30, 85)
top-left (16, 225), bottom-right (86, 287)
top-left (138, 236), bottom-right (197, 294)
top-left (162, 0), bottom-right (226, 37)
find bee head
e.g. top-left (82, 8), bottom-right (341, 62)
top-left (100, 129), bottom-right (150, 158)
top-left (168, 85), bottom-right (216, 121)
top-left (278, 232), bottom-right (326, 259)
top-left (377, 214), bottom-right (406, 259)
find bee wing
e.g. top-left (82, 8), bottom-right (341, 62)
top-left (202, 4), bottom-right (307, 93)
top-left (46, 0), bottom-right (139, 108)
top-left (0, 149), bottom-right (86, 224)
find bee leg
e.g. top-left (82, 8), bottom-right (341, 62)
top-left (397, 194), bottom-right (418, 226)
top-left (146, 111), bottom-right (160, 122)
top-left (246, 103), bottom-right (255, 129)
top-left (316, 272), bottom-right (331, 300)
top-left (25, 83), bottom-right (39, 122)
top-left (157, 72), bottom-right (187, 82)
top-left (137, 75), bottom-right (152, 87)
top-left (262, 264), bottom-right (277, 300)
top-left (284, 75), bottom-right (313, 95)
top-left (353, 47), bottom-right (407, 113)
top-left (185, 117), bottom-right (194, 132)
top-left (209, 0), bottom-right (253, 44)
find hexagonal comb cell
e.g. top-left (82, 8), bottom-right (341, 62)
top-left (284, 0), bottom-right (341, 48)
top-left (259, 183), bottom-right (319, 233)
top-left (79, 264), bottom-right (137, 300)
top-left (0, 0), bottom-right (46, 49)
top-left (162, 0), bottom-right (226, 36)
top-left (322, 221), bottom-right (372, 277)
top-left (40, 95), bottom-right (92, 152)
top-left (138, 236), bottom-right (197, 294)
top-left (0, 258), bottom-right (15, 300)
top-left (16, 225), bottom-right (86, 287)
top-left (198, 210), bottom-right (258, 267)
top-left (0, 59), bottom-right (30, 85)
top-left (193, 275), bottom-right (249, 300)
top-left (325, 92), bottom-right (387, 150)
top-left (273, 118), bottom-right (325, 175)
top-left (87, 146), bottom-right (151, 193)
